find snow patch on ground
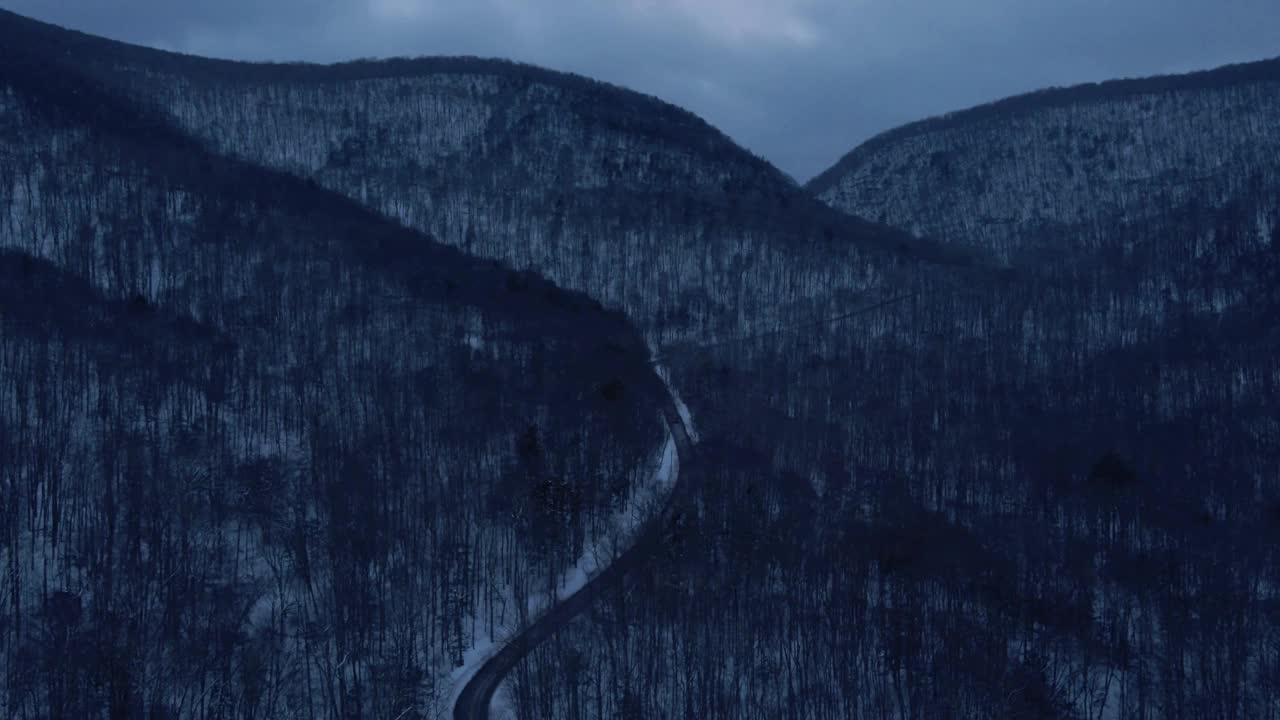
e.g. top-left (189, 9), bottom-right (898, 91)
top-left (649, 346), bottom-right (699, 444)
top-left (489, 684), bottom-right (517, 719)
top-left (670, 384), bottom-right (699, 443)
top-left (435, 633), bottom-right (502, 719)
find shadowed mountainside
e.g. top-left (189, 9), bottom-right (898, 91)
top-left (0, 9), bottom-right (975, 351)
top-left (1, 36), bottom-right (667, 719)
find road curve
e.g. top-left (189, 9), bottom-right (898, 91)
top-left (453, 373), bottom-right (697, 720)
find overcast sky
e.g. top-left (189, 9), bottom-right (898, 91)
top-left (7, 1), bottom-right (1278, 180)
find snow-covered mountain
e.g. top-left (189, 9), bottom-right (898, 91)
top-left (0, 9), bottom-right (954, 349)
top-left (0, 28), bottom-right (667, 719)
top-left (810, 57), bottom-right (1280, 266)
top-left (2, 9), bottom-right (1279, 719)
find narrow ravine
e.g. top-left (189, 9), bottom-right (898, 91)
top-left (452, 365), bottom-right (699, 720)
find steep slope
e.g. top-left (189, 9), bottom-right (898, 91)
top-left (746, 58), bottom-right (1280, 720)
top-left (0, 42), bottom-right (666, 719)
top-left (493, 60), bottom-right (1280, 719)
top-left (7, 11), bottom-right (1278, 719)
top-left (809, 57), bottom-right (1280, 265)
top-left (0, 9), bottom-right (963, 350)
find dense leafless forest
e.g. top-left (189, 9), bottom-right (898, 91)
top-left (1, 27), bottom-right (667, 718)
top-left (1, 8), bottom-right (1278, 720)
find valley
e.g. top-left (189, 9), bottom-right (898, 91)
top-left (1, 8), bottom-right (1278, 719)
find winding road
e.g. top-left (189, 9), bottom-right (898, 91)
top-left (453, 371), bottom-right (698, 720)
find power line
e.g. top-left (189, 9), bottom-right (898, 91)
top-left (651, 291), bottom-right (918, 364)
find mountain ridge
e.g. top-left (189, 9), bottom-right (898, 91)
top-left (3, 6), bottom-right (986, 351)
top-left (0, 8), bottom-right (792, 190)
top-left (807, 53), bottom-right (1280, 266)
top-left (807, 54), bottom-right (1280, 196)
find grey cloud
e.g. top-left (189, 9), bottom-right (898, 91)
top-left (4, 0), bottom-right (1277, 180)
top-left (4, 0), bottom-right (350, 49)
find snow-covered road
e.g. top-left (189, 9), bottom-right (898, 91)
top-left (450, 362), bottom-right (698, 720)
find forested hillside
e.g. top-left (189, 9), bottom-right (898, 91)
top-left (0, 9), bottom-right (962, 351)
top-left (525, 220), bottom-right (1280, 718)
top-left (808, 57), bottom-right (1280, 265)
top-left (2, 10), bottom-right (1278, 720)
top-left (0, 39), bottom-right (666, 719)
top-left (504, 58), bottom-right (1280, 720)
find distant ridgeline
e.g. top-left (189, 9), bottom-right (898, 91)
top-left (0, 9), bottom-right (969, 352)
top-left (809, 56), bottom-right (1280, 266)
